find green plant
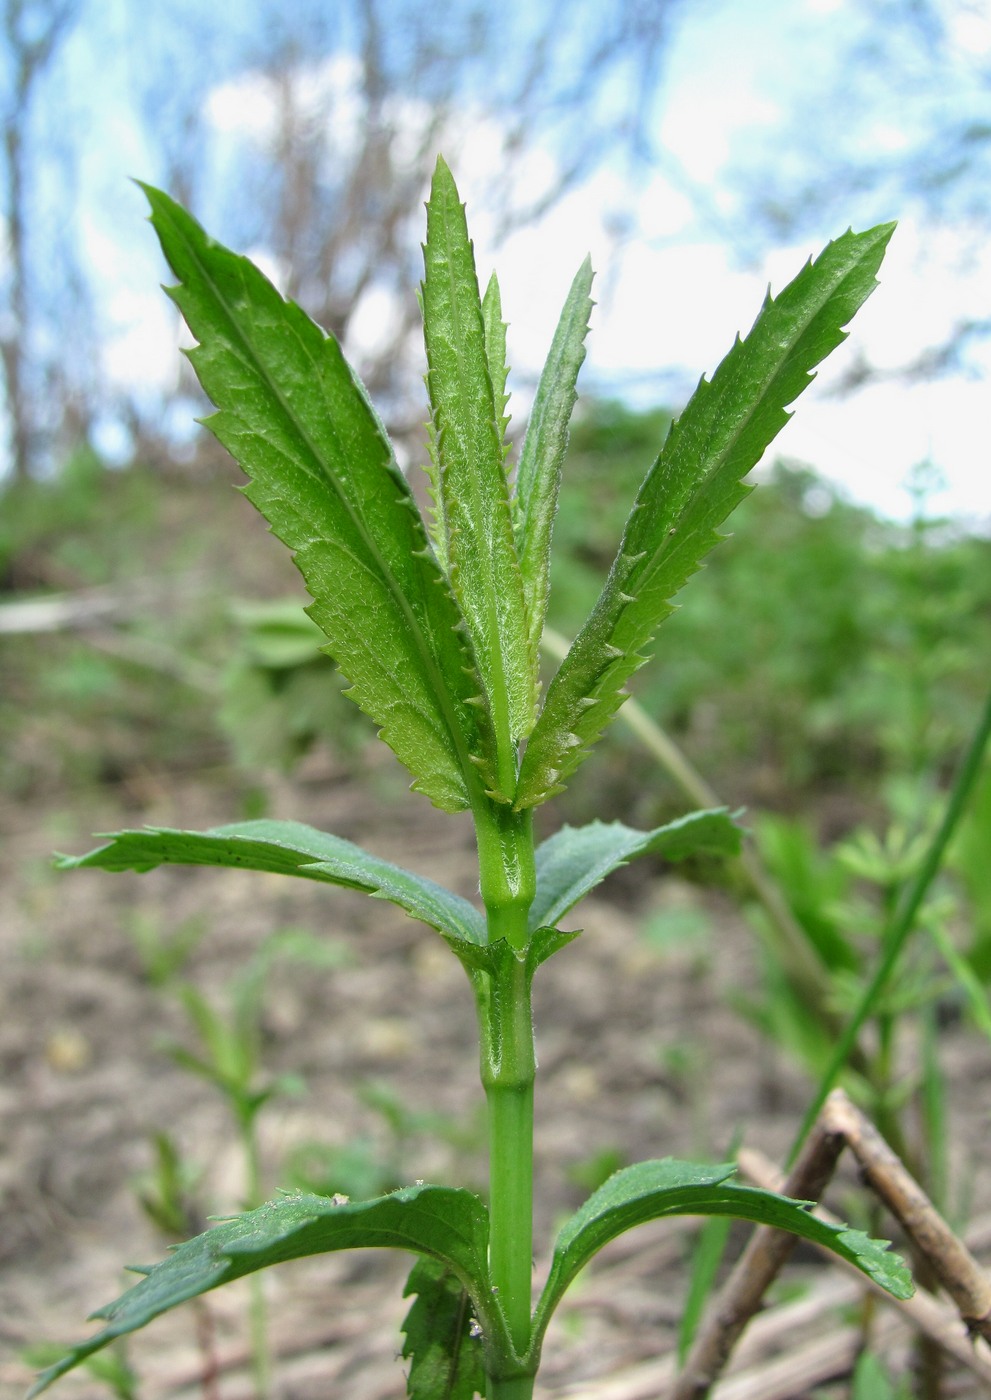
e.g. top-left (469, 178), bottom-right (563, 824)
top-left (218, 600), bottom-right (367, 772)
top-left (288, 1079), bottom-right (481, 1203)
top-left (33, 159), bottom-right (910, 1400)
top-left (22, 1343), bottom-right (138, 1400)
top-left (567, 563), bottom-right (991, 1397)
top-left (124, 923), bottom-right (357, 1400)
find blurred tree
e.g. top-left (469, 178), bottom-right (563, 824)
top-left (731, 0), bottom-right (991, 383)
top-left (0, 0), bottom-right (80, 482)
top-left (0, 0), bottom-right (682, 480)
top-left (163, 0), bottom-right (682, 430)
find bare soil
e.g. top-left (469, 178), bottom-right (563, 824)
top-left (3, 747), bottom-right (991, 1400)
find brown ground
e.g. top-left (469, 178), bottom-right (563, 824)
top-left (3, 728), bottom-right (991, 1399)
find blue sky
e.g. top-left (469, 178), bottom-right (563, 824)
top-left (70, 0), bottom-right (991, 526)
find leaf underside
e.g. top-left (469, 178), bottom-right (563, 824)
top-left (514, 256), bottom-right (595, 660)
top-left (143, 184), bottom-right (486, 813)
top-left (29, 1186), bottom-right (492, 1397)
top-left (515, 221), bottom-right (895, 809)
top-left (56, 819), bottom-right (486, 945)
top-left (529, 809), bottom-right (742, 932)
top-left (530, 1158), bottom-right (913, 1355)
top-left (402, 1257), bottom-right (486, 1400)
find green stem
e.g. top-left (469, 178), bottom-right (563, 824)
top-left (475, 801), bottom-right (536, 951)
top-left (473, 799), bottom-right (537, 1373)
top-left (488, 1377), bottom-right (536, 1400)
top-left (247, 1274), bottom-right (270, 1400)
top-left (484, 954), bottom-right (535, 1357)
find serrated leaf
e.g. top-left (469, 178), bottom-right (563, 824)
top-left (30, 1186), bottom-right (495, 1397)
top-left (421, 158), bottom-right (534, 776)
top-left (515, 222), bottom-right (895, 809)
top-left (142, 184), bottom-right (488, 813)
top-left (514, 257), bottom-right (594, 659)
top-left (529, 810), bottom-right (742, 933)
top-left (57, 819), bottom-right (485, 945)
top-left (402, 1257), bottom-right (486, 1400)
top-left (529, 1157), bottom-right (913, 1357)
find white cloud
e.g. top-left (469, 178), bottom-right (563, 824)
top-left (204, 52), bottom-right (366, 152)
top-left (101, 290), bottom-right (179, 392)
top-left (950, 5), bottom-right (991, 57)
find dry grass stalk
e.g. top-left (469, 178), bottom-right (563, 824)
top-left (671, 1088), bottom-right (991, 1399)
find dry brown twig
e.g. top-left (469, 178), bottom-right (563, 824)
top-left (671, 1087), bottom-right (991, 1400)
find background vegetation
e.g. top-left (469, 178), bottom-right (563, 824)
top-left (3, 398), bottom-right (989, 829)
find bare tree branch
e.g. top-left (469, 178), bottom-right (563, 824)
top-left (672, 1088), bottom-right (991, 1398)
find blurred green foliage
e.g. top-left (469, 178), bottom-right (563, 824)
top-left (3, 403), bottom-right (989, 824)
top-left (220, 602), bottom-right (365, 772)
top-left (548, 400), bottom-right (991, 821)
top-left (0, 448), bottom-right (157, 589)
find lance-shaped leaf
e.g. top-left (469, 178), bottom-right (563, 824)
top-left (529, 1158), bottom-right (913, 1359)
top-left (143, 185), bottom-right (488, 813)
top-left (401, 1257), bottom-right (486, 1400)
top-left (530, 810), bottom-right (742, 933)
top-left (57, 819), bottom-right (486, 945)
top-left (421, 158), bottom-right (535, 776)
top-left (29, 1186), bottom-right (498, 1397)
top-left (514, 257), bottom-right (594, 659)
top-left (516, 222), bottom-right (895, 809)
top-left (482, 271), bottom-right (511, 456)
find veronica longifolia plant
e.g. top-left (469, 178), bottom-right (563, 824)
top-left (35, 160), bottom-right (908, 1400)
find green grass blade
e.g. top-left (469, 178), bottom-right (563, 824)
top-left (516, 222), bottom-right (895, 808)
top-left (529, 1158), bottom-right (912, 1361)
top-left (529, 810), bottom-right (741, 933)
top-left (677, 1214), bottom-right (733, 1365)
top-left (514, 258), bottom-right (594, 659)
top-left (57, 819), bottom-right (486, 945)
top-left (929, 919), bottom-right (991, 1045)
top-left (421, 159), bottom-right (535, 782)
top-left (29, 1186), bottom-right (494, 1397)
top-left (919, 1002), bottom-right (949, 1213)
top-left (852, 1351), bottom-right (902, 1400)
top-left (142, 184), bottom-right (488, 813)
